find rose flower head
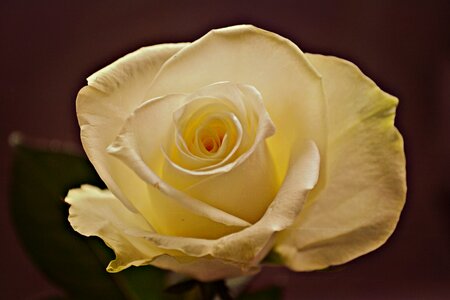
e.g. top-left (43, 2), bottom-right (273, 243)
top-left (66, 25), bottom-right (406, 281)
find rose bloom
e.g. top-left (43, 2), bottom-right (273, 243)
top-left (66, 25), bottom-right (406, 281)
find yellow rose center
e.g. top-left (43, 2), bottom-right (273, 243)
top-left (163, 98), bottom-right (245, 173)
top-left (197, 123), bottom-right (225, 154)
top-left (152, 82), bottom-right (279, 236)
top-left (181, 109), bottom-right (240, 160)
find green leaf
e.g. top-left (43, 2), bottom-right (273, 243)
top-left (10, 140), bottom-right (167, 299)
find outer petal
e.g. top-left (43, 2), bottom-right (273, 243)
top-left (150, 255), bottom-right (259, 282)
top-left (66, 139), bottom-right (319, 281)
top-left (145, 25), bottom-right (327, 181)
top-left (65, 185), bottom-right (251, 280)
top-left (129, 141), bottom-right (320, 273)
top-left (275, 55), bottom-right (406, 271)
top-left (65, 185), bottom-right (165, 272)
top-left (77, 43), bottom-right (188, 214)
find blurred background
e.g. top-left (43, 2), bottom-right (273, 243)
top-left (1, 0), bottom-right (449, 299)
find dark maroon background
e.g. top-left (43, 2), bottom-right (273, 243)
top-left (1, 1), bottom-right (449, 299)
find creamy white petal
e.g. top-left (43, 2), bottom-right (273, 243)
top-left (65, 185), bottom-right (166, 272)
top-left (275, 55), bottom-right (406, 271)
top-left (166, 142), bottom-right (278, 223)
top-left (77, 43), bottom-right (187, 214)
top-left (66, 185), bottom-right (260, 280)
top-left (107, 94), bottom-right (252, 229)
top-left (151, 255), bottom-right (260, 282)
top-left (158, 82), bottom-right (278, 223)
top-left (166, 82), bottom-right (274, 175)
top-left (129, 141), bottom-right (320, 266)
top-left (145, 25), bottom-right (327, 182)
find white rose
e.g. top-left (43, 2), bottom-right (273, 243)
top-left (66, 25), bottom-right (406, 281)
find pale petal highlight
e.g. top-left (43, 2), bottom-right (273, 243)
top-left (130, 140), bottom-right (320, 267)
top-left (275, 54), bottom-right (406, 271)
top-left (107, 94), bottom-right (251, 229)
top-left (77, 43), bottom-right (187, 214)
top-left (65, 185), bottom-right (165, 272)
top-left (145, 25), bottom-right (327, 182)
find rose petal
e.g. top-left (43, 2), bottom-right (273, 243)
top-left (163, 142), bottom-right (278, 223)
top-left (275, 54), bottom-right (406, 271)
top-left (145, 25), bottom-right (327, 181)
top-left (65, 144), bottom-right (320, 280)
top-left (151, 255), bottom-right (259, 282)
top-left (107, 94), bottom-right (252, 232)
top-left (166, 82), bottom-right (274, 175)
top-left (65, 185), bottom-right (166, 272)
top-left (129, 140), bottom-right (320, 268)
top-left (159, 82), bottom-right (278, 223)
top-left (77, 43), bottom-right (187, 214)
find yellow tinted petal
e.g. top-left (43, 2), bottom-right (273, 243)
top-left (151, 255), bottom-right (259, 282)
top-left (146, 25), bottom-right (326, 181)
top-left (161, 82), bottom-right (278, 223)
top-left (107, 94), bottom-right (252, 236)
top-left (132, 140), bottom-right (320, 266)
top-left (275, 55), bottom-right (406, 271)
top-left (77, 43), bottom-right (187, 213)
top-left (65, 185), bottom-right (164, 272)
